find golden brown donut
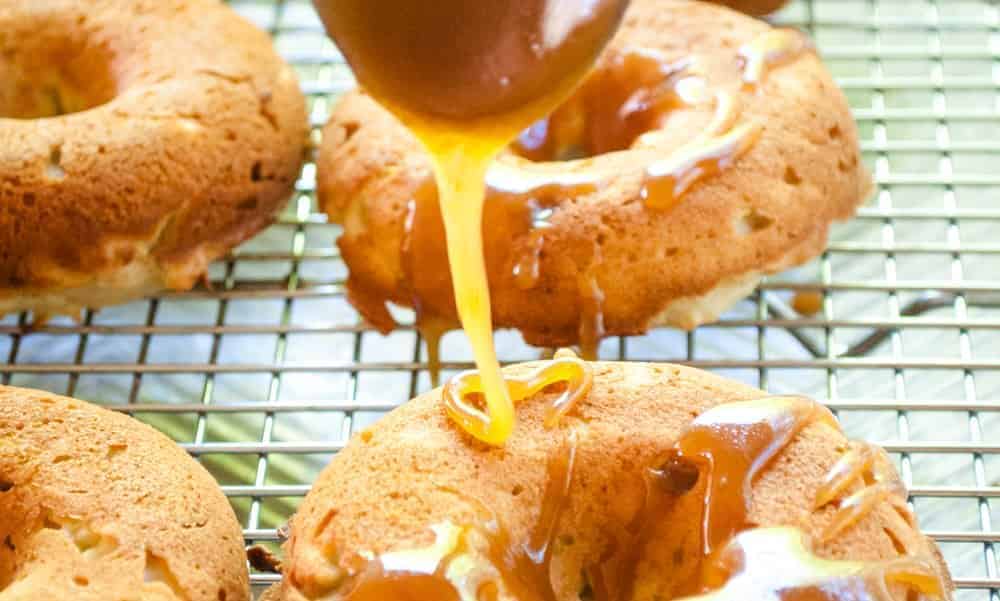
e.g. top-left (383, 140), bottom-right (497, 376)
top-left (710, 0), bottom-right (790, 16)
top-left (270, 360), bottom-right (951, 600)
top-left (318, 0), bottom-right (868, 351)
top-left (0, 386), bottom-right (249, 601)
top-left (0, 0), bottom-right (308, 320)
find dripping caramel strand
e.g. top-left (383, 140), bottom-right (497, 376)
top-left (814, 442), bottom-right (916, 543)
top-left (443, 349), bottom-right (593, 441)
top-left (662, 396), bottom-right (839, 555)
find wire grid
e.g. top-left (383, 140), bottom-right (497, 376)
top-left (3, 0), bottom-right (998, 597)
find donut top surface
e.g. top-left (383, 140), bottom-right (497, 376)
top-left (0, 387), bottom-right (249, 600)
top-left (282, 362), bottom-right (950, 601)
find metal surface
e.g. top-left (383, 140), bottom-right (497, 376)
top-left (6, 0), bottom-right (999, 598)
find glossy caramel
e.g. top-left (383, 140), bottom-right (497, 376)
top-left (814, 442), bottom-right (916, 543)
top-left (327, 397), bottom-right (946, 601)
top-left (343, 27), bottom-right (816, 382)
top-left (339, 431), bottom-right (580, 601)
top-left (319, 0), bottom-right (821, 447)
top-left (443, 350), bottom-right (593, 440)
top-left (679, 527), bottom-right (945, 601)
top-left (316, 0), bottom-right (629, 446)
top-left (664, 396), bottom-right (838, 554)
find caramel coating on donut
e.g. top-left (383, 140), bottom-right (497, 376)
top-left (317, 0), bottom-right (868, 348)
top-left (277, 362), bottom-right (950, 601)
top-left (0, 386), bottom-right (249, 600)
top-left (0, 0), bottom-right (308, 315)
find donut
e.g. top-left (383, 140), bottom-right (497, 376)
top-left (270, 359), bottom-right (951, 600)
top-left (0, 386), bottom-right (249, 600)
top-left (0, 0), bottom-right (308, 321)
top-left (317, 0), bottom-right (868, 353)
top-left (710, 0), bottom-right (790, 16)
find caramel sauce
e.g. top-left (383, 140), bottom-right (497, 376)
top-left (341, 523), bottom-right (467, 601)
top-left (738, 29), bottom-right (815, 89)
top-left (339, 431), bottom-right (580, 601)
top-left (443, 350), bottom-right (592, 439)
top-left (662, 396), bottom-right (839, 555)
top-left (316, 0), bottom-right (628, 446)
top-left (814, 442), bottom-right (916, 544)
top-left (680, 527), bottom-right (945, 601)
top-left (319, 398), bottom-right (946, 601)
top-left (319, 0), bottom-right (822, 447)
top-left (793, 291), bottom-right (825, 317)
top-left (481, 429), bottom-right (579, 601)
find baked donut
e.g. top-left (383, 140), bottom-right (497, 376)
top-left (270, 359), bottom-right (951, 600)
top-left (710, 0), bottom-right (790, 16)
top-left (0, 0), bottom-right (308, 320)
top-left (318, 0), bottom-right (868, 353)
top-left (0, 386), bottom-right (249, 600)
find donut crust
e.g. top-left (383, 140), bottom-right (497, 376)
top-left (276, 361), bottom-right (951, 600)
top-left (0, 386), bottom-right (249, 600)
top-left (0, 0), bottom-right (308, 318)
top-left (711, 0), bottom-right (790, 16)
top-left (318, 0), bottom-right (868, 348)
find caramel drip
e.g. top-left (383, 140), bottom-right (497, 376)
top-left (481, 429), bottom-right (579, 601)
top-left (341, 431), bottom-right (580, 601)
top-left (640, 92), bottom-right (762, 210)
top-left (577, 242), bottom-right (606, 361)
top-left (399, 166), bottom-right (597, 395)
top-left (814, 442), bottom-right (916, 543)
top-left (317, 0), bottom-right (628, 448)
top-left (325, 398), bottom-right (946, 601)
top-left (443, 350), bottom-right (593, 440)
top-left (664, 396), bottom-right (838, 555)
top-left (354, 39), bottom-right (809, 377)
top-left (679, 527), bottom-right (945, 601)
top-left (417, 318), bottom-right (451, 388)
top-left (739, 28), bottom-right (815, 89)
top-left (341, 523), bottom-right (468, 601)
top-left (513, 50), bottom-right (692, 159)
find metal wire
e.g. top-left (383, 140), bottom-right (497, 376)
top-left (5, 0), bottom-right (999, 597)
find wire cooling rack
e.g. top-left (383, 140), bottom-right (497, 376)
top-left (4, 0), bottom-right (998, 598)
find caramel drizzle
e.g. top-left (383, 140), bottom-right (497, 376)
top-left (739, 28), bottom-right (815, 89)
top-left (384, 29), bottom-right (814, 399)
top-left (662, 396), bottom-right (839, 555)
top-left (480, 429), bottom-right (579, 601)
top-left (443, 349), bottom-right (593, 441)
top-left (814, 442), bottom-right (917, 543)
top-left (678, 527), bottom-right (945, 601)
top-left (339, 431), bottom-right (580, 601)
top-left (640, 91), bottom-right (762, 210)
top-left (323, 398), bottom-right (946, 601)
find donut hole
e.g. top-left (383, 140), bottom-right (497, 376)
top-left (0, 27), bottom-right (117, 119)
top-left (511, 52), bottom-right (686, 162)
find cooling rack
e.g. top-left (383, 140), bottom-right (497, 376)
top-left (5, 0), bottom-right (998, 598)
